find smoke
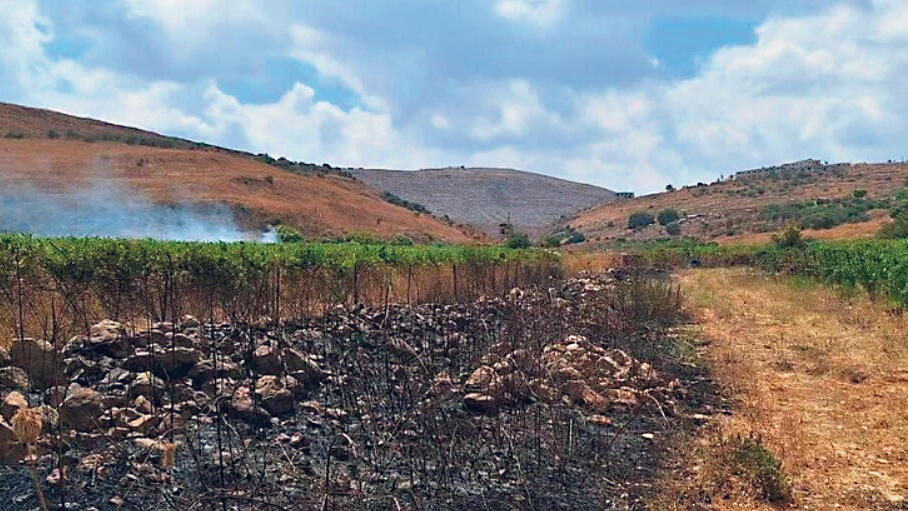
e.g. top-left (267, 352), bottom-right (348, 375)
top-left (0, 179), bottom-right (272, 242)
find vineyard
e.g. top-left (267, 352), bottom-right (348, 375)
top-left (621, 238), bottom-right (908, 306)
top-left (0, 235), bottom-right (559, 341)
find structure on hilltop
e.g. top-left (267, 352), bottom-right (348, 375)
top-left (733, 159), bottom-right (825, 180)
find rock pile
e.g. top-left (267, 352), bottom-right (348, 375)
top-left (0, 317), bottom-right (328, 465)
top-left (461, 334), bottom-right (680, 416)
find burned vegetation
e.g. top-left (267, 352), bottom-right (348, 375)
top-left (0, 262), bottom-right (712, 510)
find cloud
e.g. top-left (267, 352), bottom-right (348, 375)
top-left (2, 0), bottom-right (906, 196)
top-left (494, 0), bottom-right (568, 29)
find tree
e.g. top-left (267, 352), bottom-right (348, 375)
top-left (771, 225), bottom-right (807, 249)
top-left (628, 212), bottom-right (655, 230)
top-left (665, 184), bottom-right (674, 192)
top-left (657, 208), bottom-right (680, 226)
top-left (505, 232), bottom-right (531, 249)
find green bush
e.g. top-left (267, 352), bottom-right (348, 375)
top-left (877, 216), bottom-right (908, 239)
top-left (733, 436), bottom-right (792, 504)
top-left (505, 232), bottom-right (531, 249)
top-left (852, 189), bottom-right (867, 198)
top-left (657, 208), bottom-right (680, 226)
top-left (771, 225), bottom-right (807, 249)
top-left (664, 222), bottom-right (681, 236)
top-left (628, 212), bottom-right (655, 230)
top-left (274, 224), bottom-right (304, 243)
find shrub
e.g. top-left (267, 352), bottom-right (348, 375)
top-left (852, 189), bottom-right (867, 198)
top-left (47, 130), bottom-right (59, 139)
top-left (392, 235), bottom-right (415, 246)
top-left (665, 222), bottom-right (681, 236)
top-left (657, 208), bottom-right (680, 226)
top-left (732, 436), bottom-right (792, 504)
top-left (505, 232), bottom-right (531, 249)
top-left (274, 224), bottom-right (304, 243)
top-left (877, 216), bottom-right (908, 239)
top-left (628, 212), bottom-right (655, 230)
top-left (771, 225), bottom-right (807, 249)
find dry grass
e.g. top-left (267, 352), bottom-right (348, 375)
top-left (0, 139), bottom-right (478, 243)
top-left (572, 163), bottom-right (908, 244)
top-left (654, 268), bottom-right (908, 510)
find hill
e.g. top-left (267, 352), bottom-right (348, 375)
top-left (353, 167), bottom-right (616, 236)
top-left (0, 102), bottom-right (478, 242)
top-left (569, 161), bottom-right (908, 244)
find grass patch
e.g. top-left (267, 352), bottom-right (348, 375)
top-left (731, 436), bottom-right (793, 505)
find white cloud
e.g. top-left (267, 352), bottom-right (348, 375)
top-left (470, 79), bottom-right (562, 139)
top-left (494, 0), bottom-right (567, 29)
top-left (2, 0), bottom-right (908, 195)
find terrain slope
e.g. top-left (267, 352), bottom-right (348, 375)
top-left (571, 162), bottom-right (908, 244)
top-left (354, 167), bottom-right (616, 236)
top-left (0, 102), bottom-right (478, 241)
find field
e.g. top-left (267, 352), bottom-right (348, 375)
top-left (0, 233), bottom-right (712, 510)
top-left (657, 268), bottom-right (907, 510)
top-left (1, 231), bottom-right (907, 509)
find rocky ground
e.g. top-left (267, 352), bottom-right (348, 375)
top-left (0, 271), bottom-right (717, 510)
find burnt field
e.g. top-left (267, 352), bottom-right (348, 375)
top-left (0, 270), bottom-right (718, 510)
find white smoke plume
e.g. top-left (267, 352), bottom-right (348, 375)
top-left (0, 179), bottom-right (271, 242)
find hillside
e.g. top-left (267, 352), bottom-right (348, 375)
top-left (353, 167), bottom-right (616, 236)
top-left (569, 162), bottom-right (908, 244)
top-left (0, 102), bottom-right (478, 242)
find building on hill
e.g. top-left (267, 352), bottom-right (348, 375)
top-left (733, 159), bottom-right (824, 180)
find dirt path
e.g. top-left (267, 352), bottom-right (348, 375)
top-left (655, 268), bottom-right (908, 510)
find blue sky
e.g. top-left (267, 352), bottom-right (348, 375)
top-left (1, 0), bottom-right (905, 193)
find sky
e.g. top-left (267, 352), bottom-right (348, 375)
top-left (1, 0), bottom-right (906, 193)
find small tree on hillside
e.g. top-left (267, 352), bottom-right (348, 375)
top-left (657, 208), bottom-right (680, 226)
top-left (628, 212), bottom-right (655, 230)
top-left (771, 224), bottom-right (807, 249)
top-left (505, 232), bottom-right (531, 249)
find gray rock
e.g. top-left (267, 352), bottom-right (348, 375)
top-left (0, 367), bottom-right (29, 391)
top-left (61, 387), bottom-right (104, 431)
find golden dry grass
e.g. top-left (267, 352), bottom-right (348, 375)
top-left (655, 268), bottom-right (908, 510)
top-left (0, 138), bottom-right (479, 242)
top-left (572, 163), bottom-right (908, 244)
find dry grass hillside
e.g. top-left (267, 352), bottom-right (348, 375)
top-left (354, 167), bottom-right (616, 236)
top-left (0, 102), bottom-right (478, 242)
top-left (570, 163), bottom-right (908, 244)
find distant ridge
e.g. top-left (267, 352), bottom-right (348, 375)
top-left (353, 167), bottom-right (616, 236)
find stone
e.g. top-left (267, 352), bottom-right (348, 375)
top-left (228, 386), bottom-right (270, 425)
top-left (255, 376), bottom-right (294, 415)
top-left (61, 387), bottom-right (104, 431)
top-left (0, 367), bottom-right (29, 391)
top-left (180, 315), bottom-right (200, 329)
top-left (8, 338), bottom-right (62, 388)
top-left (252, 345), bottom-right (282, 375)
top-left (284, 349), bottom-right (325, 384)
top-left (1, 391), bottom-right (27, 420)
top-left (134, 395), bottom-right (153, 414)
top-left (463, 392), bottom-right (499, 412)
top-left (189, 358), bottom-right (242, 384)
top-left (465, 366), bottom-right (496, 390)
top-left (580, 387), bottom-right (610, 412)
top-left (88, 320), bottom-right (128, 357)
top-left (0, 416), bottom-right (26, 464)
top-left (130, 372), bottom-right (165, 400)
